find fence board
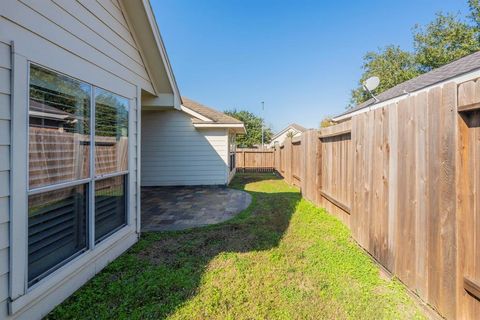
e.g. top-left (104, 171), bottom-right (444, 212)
top-left (236, 149), bottom-right (275, 172)
top-left (271, 79), bottom-right (480, 319)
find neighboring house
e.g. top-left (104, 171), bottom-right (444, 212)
top-left (268, 123), bottom-right (307, 148)
top-left (0, 1), bottom-right (187, 319)
top-left (142, 97), bottom-right (245, 186)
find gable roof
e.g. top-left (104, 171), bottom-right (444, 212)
top-left (120, 0), bottom-right (181, 107)
top-left (271, 123), bottom-right (307, 140)
top-left (181, 97), bottom-right (243, 124)
top-left (289, 123), bottom-right (307, 132)
top-left (334, 50), bottom-right (480, 120)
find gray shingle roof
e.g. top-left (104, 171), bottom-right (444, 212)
top-left (335, 50), bottom-right (480, 119)
top-left (289, 123), bottom-right (307, 132)
top-left (271, 123), bottom-right (308, 140)
top-left (181, 97), bottom-right (243, 125)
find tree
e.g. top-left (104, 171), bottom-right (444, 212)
top-left (413, 12), bottom-right (480, 72)
top-left (469, 0), bottom-right (480, 28)
top-left (224, 109), bottom-right (273, 148)
top-left (350, 46), bottom-right (420, 106)
top-left (350, 2), bottom-right (480, 108)
top-left (320, 116), bottom-right (335, 128)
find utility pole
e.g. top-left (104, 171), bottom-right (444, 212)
top-left (261, 101), bottom-right (265, 150)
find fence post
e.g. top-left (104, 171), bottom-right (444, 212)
top-left (316, 131), bottom-right (322, 207)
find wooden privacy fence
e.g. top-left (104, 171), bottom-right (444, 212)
top-left (236, 148), bottom-right (275, 172)
top-left (274, 79), bottom-right (480, 320)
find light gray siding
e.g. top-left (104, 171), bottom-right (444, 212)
top-left (3, 0), bottom-right (154, 94)
top-left (0, 40), bottom-right (11, 318)
top-left (141, 110), bottom-right (229, 186)
top-left (1, 1), bottom-right (145, 318)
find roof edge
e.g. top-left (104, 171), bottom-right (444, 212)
top-left (271, 124), bottom-right (304, 140)
top-left (180, 104), bottom-right (213, 122)
top-left (119, 0), bottom-right (181, 108)
top-left (333, 65), bottom-right (480, 122)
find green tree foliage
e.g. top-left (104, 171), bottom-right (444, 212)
top-left (350, 46), bottom-right (420, 106)
top-left (320, 116), bottom-right (335, 128)
top-left (413, 12), bottom-right (480, 71)
top-left (95, 91), bottom-right (128, 138)
top-left (350, 1), bottom-right (480, 107)
top-left (470, 0), bottom-right (480, 25)
top-left (224, 109), bottom-right (273, 148)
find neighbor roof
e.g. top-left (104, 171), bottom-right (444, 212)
top-left (334, 50), bottom-right (480, 120)
top-left (271, 123), bottom-right (307, 140)
top-left (289, 123), bottom-right (307, 132)
top-left (181, 97), bottom-right (244, 125)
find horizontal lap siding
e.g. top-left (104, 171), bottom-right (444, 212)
top-left (1, 2), bottom-right (143, 316)
top-left (3, 0), bottom-right (153, 94)
top-left (0, 41), bottom-right (11, 319)
top-left (141, 110), bottom-right (228, 186)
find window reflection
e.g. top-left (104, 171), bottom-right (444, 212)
top-left (29, 65), bottom-right (91, 189)
top-left (95, 88), bottom-right (129, 175)
top-left (95, 175), bottom-right (126, 242)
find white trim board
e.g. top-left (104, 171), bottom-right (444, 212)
top-left (180, 104), bottom-right (212, 122)
top-left (193, 122), bottom-right (246, 134)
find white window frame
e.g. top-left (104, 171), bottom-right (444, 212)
top-left (9, 57), bottom-right (137, 314)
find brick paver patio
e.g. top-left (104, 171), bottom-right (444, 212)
top-left (141, 186), bottom-right (252, 231)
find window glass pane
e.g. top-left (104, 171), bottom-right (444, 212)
top-left (95, 89), bottom-right (128, 176)
top-left (28, 184), bottom-right (88, 286)
top-left (29, 65), bottom-right (91, 189)
top-left (95, 175), bottom-right (127, 242)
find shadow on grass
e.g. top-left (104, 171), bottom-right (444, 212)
top-left (47, 173), bottom-right (301, 320)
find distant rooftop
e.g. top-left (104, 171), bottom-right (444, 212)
top-left (271, 123), bottom-right (307, 140)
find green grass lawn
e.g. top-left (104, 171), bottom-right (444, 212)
top-left (47, 173), bottom-right (425, 320)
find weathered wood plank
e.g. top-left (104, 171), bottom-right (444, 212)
top-left (437, 82), bottom-right (457, 319)
top-left (414, 91), bottom-right (429, 299)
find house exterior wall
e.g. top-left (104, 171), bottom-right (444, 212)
top-left (141, 110), bottom-right (229, 186)
top-left (0, 40), bottom-right (11, 318)
top-left (0, 1), bottom-right (151, 318)
top-left (268, 128), bottom-right (302, 148)
top-left (2, 0), bottom-right (154, 95)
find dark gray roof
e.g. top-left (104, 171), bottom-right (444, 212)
top-left (335, 50), bottom-right (480, 119)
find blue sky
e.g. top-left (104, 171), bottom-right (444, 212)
top-left (151, 0), bottom-right (470, 132)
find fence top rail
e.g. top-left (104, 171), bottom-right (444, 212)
top-left (237, 148), bottom-right (274, 152)
top-left (319, 120), bottom-right (351, 139)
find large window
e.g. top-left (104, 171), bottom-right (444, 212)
top-left (27, 65), bottom-right (129, 286)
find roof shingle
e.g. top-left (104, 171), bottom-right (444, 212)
top-left (181, 97), bottom-right (243, 125)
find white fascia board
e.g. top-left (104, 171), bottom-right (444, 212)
top-left (180, 105), bottom-right (212, 122)
top-left (333, 67), bottom-right (480, 122)
top-left (142, 93), bottom-right (175, 108)
top-left (193, 123), bottom-right (246, 133)
top-left (119, 0), bottom-right (181, 108)
top-left (142, 0), bottom-right (181, 107)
